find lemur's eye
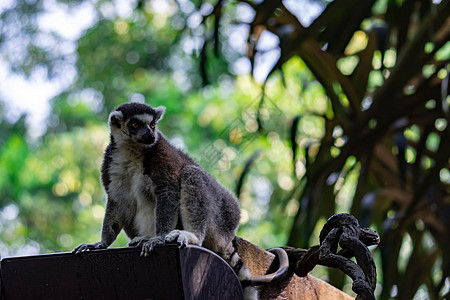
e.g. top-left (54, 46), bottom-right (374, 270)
top-left (132, 122), bottom-right (139, 128)
top-left (150, 124), bottom-right (155, 129)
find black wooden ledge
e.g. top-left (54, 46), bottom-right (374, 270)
top-left (0, 244), bottom-right (243, 300)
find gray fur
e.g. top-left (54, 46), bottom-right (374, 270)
top-left (73, 103), bottom-right (257, 299)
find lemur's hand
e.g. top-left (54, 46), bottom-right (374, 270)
top-left (129, 236), bottom-right (165, 257)
top-left (165, 230), bottom-right (201, 248)
top-left (72, 241), bottom-right (108, 254)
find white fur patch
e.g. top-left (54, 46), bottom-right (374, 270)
top-left (154, 106), bottom-right (165, 121)
top-left (108, 110), bottom-right (123, 127)
top-left (132, 173), bottom-right (156, 237)
top-left (230, 252), bottom-right (240, 268)
top-left (108, 150), bottom-right (156, 237)
top-left (134, 202), bottom-right (155, 236)
top-left (243, 286), bottom-right (258, 300)
top-left (238, 265), bottom-right (252, 281)
top-left (239, 265), bottom-right (258, 299)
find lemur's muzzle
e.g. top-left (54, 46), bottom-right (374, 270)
top-left (138, 131), bottom-right (155, 144)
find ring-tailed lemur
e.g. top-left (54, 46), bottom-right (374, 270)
top-left (73, 102), bottom-right (257, 299)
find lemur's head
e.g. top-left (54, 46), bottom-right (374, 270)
top-left (108, 103), bottom-right (166, 147)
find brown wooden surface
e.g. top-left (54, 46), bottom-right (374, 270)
top-left (0, 245), bottom-right (243, 300)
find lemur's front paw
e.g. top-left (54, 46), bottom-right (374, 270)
top-left (72, 241), bottom-right (108, 254)
top-left (165, 230), bottom-right (200, 248)
top-left (129, 236), bottom-right (165, 257)
top-left (129, 236), bottom-right (150, 247)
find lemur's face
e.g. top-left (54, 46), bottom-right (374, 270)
top-left (108, 103), bottom-right (166, 147)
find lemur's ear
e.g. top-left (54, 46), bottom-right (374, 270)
top-left (109, 110), bottom-right (124, 128)
top-left (154, 106), bottom-right (166, 123)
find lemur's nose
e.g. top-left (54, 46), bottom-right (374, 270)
top-left (140, 130), bottom-right (154, 144)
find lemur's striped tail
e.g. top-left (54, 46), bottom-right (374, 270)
top-left (227, 238), bottom-right (259, 300)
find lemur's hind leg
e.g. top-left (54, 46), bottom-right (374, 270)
top-left (165, 165), bottom-right (208, 247)
top-left (164, 165), bottom-right (259, 300)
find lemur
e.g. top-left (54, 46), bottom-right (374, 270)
top-left (73, 102), bottom-right (257, 299)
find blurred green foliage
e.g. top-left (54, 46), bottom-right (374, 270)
top-left (0, 0), bottom-right (449, 299)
